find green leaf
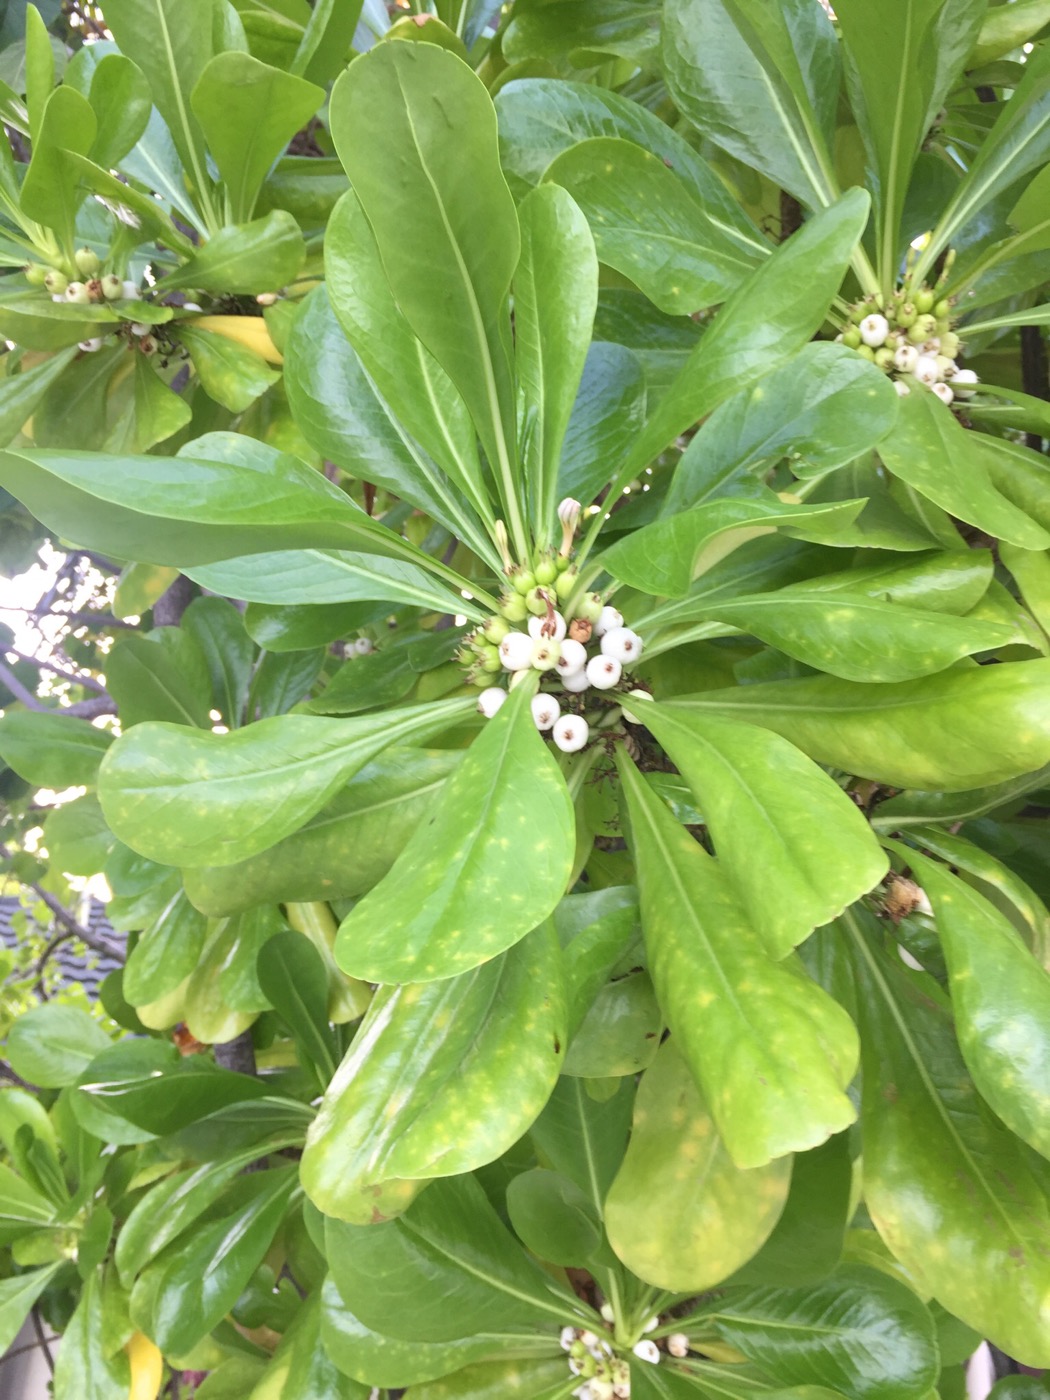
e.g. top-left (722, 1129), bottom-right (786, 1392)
top-left (605, 1041), bottom-right (792, 1290)
top-left (628, 700), bottom-right (885, 958)
top-left (663, 0), bottom-right (840, 209)
top-left (105, 629), bottom-right (212, 729)
top-left (182, 596), bottom-right (255, 729)
top-left (51, 1271), bottom-right (129, 1400)
top-left (325, 1173), bottom-right (583, 1342)
top-left (23, 4), bottom-right (53, 146)
top-left (611, 190), bottom-right (872, 491)
top-left (250, 1292), bottom-right (368, 1400)
top-left (0, 1262), bottom-right (61, 1356)
top-left (329, 43), bottom-right (523, 548)
top-left (82, 1060), bottom-right (269, 1136)
top-left (665, 343), bottom-right (899, 511)
top-left (291, 0), bottom-right (362, 82)
top-left (503, 0), bottom-right (661, 68)
top-left (20, 86), bottom-right (96, 249)
top-left (182, 907), bottom-right (283, 1044)
top-left (845, 908), bottom-right (1050, 1366)
top-left (514, 183), bottom-right (597, 543)
top-left (544, 137), bottom-right (762, 317)
top-left (602, 495), bottom-right (867, 598)
top-left (123, 888), bottom-right (208, 1006)
top-left (183, 749), bottom-right (460, 916)
top-left (7, 1004), bottom-right (111, 1089)
top-left (878, 392), bottom-right (1050, 550)
top-left (301, 649), bottom-right (415, 716)
top-left (889, 843), bottom-right (1050, 1162)
top-left (0, 710), bottom-right (112, 786)
top-left (106, 354), bottom-right (192, 454)
top-left (152, 1165), bottom-right (298, 1356)
top-left (969, 0), bottom-right (1050, 66)
top-left (191, 53), bottom-right (323, 223)
top-left (0, 346), bottom-right (78, 449)
top-left (558, 341), bottom-right (647, 507)
top-left (45, 794), bottom-right (116, 877)
top-left (710, 1264), bottom-right (938, 1400)
top-left (505, 1167), bottom-right (602, 1267)
top-left (618, 755), bottom-right (859, 1167)
top-left (97, 694), bottom-right (474, 867)
top-left (563, 971), bottom-right (661, 1077)
top-left (301, 923), bottom-right (565, 1222)
top-left (80, 52), bottom-right (152, 169)
top-left (161, 211), bottom-right (305, 296)
top-left (0, 294), bottom-right (123, 351)
top-left (669, 660), bottom-right (1050, 791)
top-left (529, 1074), bottom-right (634, 1209)
top-left (402, 1357), bottom-right (572, 1400)
top-left (257, 930), bottom-right (337, 1086)
top-left (178, 323), bottom-right (280, 412)
top-left (334, 681), bottom-right (573, 984)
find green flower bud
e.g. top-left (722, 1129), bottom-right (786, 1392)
top-left (579, 1354), bottom-right (598, 1379)
top-left (554, 567), bottom-right (578, 602)
top-left (479, 645), bottom-right (502, 673)
top-left (935, 318), bottom-right (952, 338)
top-left (575, 592), bottom-right (604, 624)
top-left (913, 287), bottom-right (934, 314)
top-left (842, 326), bottom-right (861, 349)
top-left (907, 314), bottom-right (937, 345)
top-left (44, 270), bottom-right (68, 295)
top-left (855, 344), bottom-right (876, 362)
top-left (570, 1341), bottom-right (588, 1361)
top-left (525, 585), bottom-right (551, 617)
top-left (934, 298), bottom-right (951, 320)
top-left (100, 274), bottom-right (124, 301)
top-left (556, 553), bottom-right (571, 573)
top-left (74, 246), bottom-right (101, 277)
top-left (499, 593), bottom-right (528, 623)
top-left (24, 264), bottom-right (48, 286)
top-left (533, 555), bottom-right (558, 586)
top-left (482, 615), bottom-right (511, 645)
top-left (874, 347), bottom-right (895, 369)
top-left (895, 302), bottom-right (917, 329)
top-left (511, 568), bottom-right (537, 596)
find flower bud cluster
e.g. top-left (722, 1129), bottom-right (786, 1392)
top-left (838, 273), bottom-right (977, 406)
top-left (557, 1316), bottom-right (671, 1399)
top-left (26, 249), bottom-right (150, 353)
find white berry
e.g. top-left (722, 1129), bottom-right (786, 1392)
top-left (595, 606), bottom-right (623, 637)
top-left (579, 1332), bottom-right (598, 1349)
top-left (633, 1340), bottom-right (660, 1364)
top-left (560, 1326), bottom-right (576, 1351)
top-left (499, 631), bottom-right (533, 671)
top-left (600, 627), bottom-right (643, 665)
top-left (562, 668), bottom-right (591, 693)
top-left (477, 687), bottom-right (507, 718)
top-left (586, 655), bottom-right (622, 690)
top-left (599, 1302), bottom-right (615, 1323)
top-left (590, 1381), bottom-right (614, 1400)
top-left (553, 715), bottom-right (589, 752)
top-left (932, 382), bottom-right (954, 405)
top-left (952, 368), bottom-right (978, 397)
top-left (532, 693), bottom-right (561, 731)
top-left (528, 610), bottom-right (567, 642)
top-left (859, 313), bottom-right (889, 347)
top-left (913, 355), bottom-right (940, 386)
top-left (642, 1315), bottom-right (660, 1334)
top-left (122, 279), bottom-right (139, 300)
top-left (667, 1333), bottom-right (689, 1358)
top-left (894, 344), bottom-right (918, 373)
top-left (352, 637), bottom-right (374, 656)
top-left (557, 638), bottom-right (587, 676)
top-left (78, 338), bottom-right (103, 352)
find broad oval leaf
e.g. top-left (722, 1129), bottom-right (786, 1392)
top-left (97, 695), bottom-right (474, 868)
top-left (301, 923), bottom-right (566, 1223)
top-left (619, 755), bottom-right (859, 1166)
top-left (628, 700), bottom-right (886, 957)
top-left (335, 681), bottom-right (574, 984)
top-left (605, 1041), bottom-right (792, 1291)
top-left (0, 710), bottom-right (112, 787)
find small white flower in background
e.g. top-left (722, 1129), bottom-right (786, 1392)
top-left (562, 668), bottom-right (591, 693)
top-left (600, 627), bottom-right (643, 665)
top-left (599, 1302), bottom-right (615, 1323)
top-left (859, 313), bottom-right (889, 347)
top-left (952, 368), bottom-right (978, 397)
top-left (129, 322), bottom-right (151, 337)
top-left (894, 344), bottom-right (919, 374)
top-left (633, 1340), bottom-right (660, 1365)
top-left (529, 610), bottom-right (567, 642)
top-left (553, 715), bottom-right (589, 753)
top-left (558, 498), bottom-right (582, 528)
top-left (557, 638), bottom-right (588, 676)
top-left (352, 637), bottom-right (374, 656)
top-left (182, 301), bottom-right (202, 313)
top-left (499, 631), bottom-right (533, 671)
top-left (913, 354), bottom-right (940, 386)
top-left (596, 605), bottom-right (623, 637)
top-left (78, 338), bottom-right (104, 352)
top-left (560, 1326), bottom-right (576, 1352)
top-left (477, 687), bottom-right (507, 719)
top-left (122, 279), bottom-right (140, 300)
top-left (894, 380), bottom-right (911, 397)
top-left (532, 693), bottom-right (561, 731)
top-left (586, 655), bottom-right (622, 690)
top-left (667, 1334), bottom-right (690, 1358)
top-left (256, 291), bottom-right (278, 306)
top-left (932, 382), bottom-right (954, 405)
top-left (579, 1332), bottom-right (599, 1349)
top-left (642, 1316), bottom-right (660, 1335)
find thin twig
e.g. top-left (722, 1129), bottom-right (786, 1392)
top-left (30, 1308), bottom-right (54, 1376)
top-left (27, 882), bottom-right (125, 963)
top-left (4, 648), bottom-right (106, 693)
top-left (0, 1061), bottom-right (41, 1093)
top-left (62, 695), bottom-right (117, 719)
top-left (0, 660), bottom-right (45, 711)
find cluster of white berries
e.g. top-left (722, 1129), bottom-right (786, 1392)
top-left (837, 265), bottom-right (977, 407)
top-left (25, 246), bottom-right (170, 354)
top-left (345, 636), bottom-right (374, 658)
top-left (557, 1315), bottom-right (691, 1398)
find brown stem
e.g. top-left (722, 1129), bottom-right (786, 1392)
top-left (26, 881), bottom-right (125, 963)
top-left (152, 574), bottom-right (197, 627)
top-left (0, 660), bottom-right (45, 710)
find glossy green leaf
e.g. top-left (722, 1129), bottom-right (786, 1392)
top-left (182, 907), bottom-right (283, 1043)
top-left (82, 1060), bottom-right (269, 1135)
top-left (544, 137), bottom-right (761, 316)
top-left (605, 1041), bottom-right (791, 1290)
top-left (20, 86), bottom-right (95, 249)
top-left (563, 971), bottom-right (661, 1077)
top-left (325, 1173), bottom-right (583, 1342)
top-left (183, 749), bottom-right (460, 916)
top-left (629, 700), bottom-right (885, 958)
top-left (969, 0), bottom-right (1050, 65)
top-left (66, 48), bottom-right (152, 169)
top-left (603, 495), bottom-right (866, 598)
top-left (152, 1165), bottom-right (298, 1356)
top-left (105, 629), bottom-right (212, 729)
top-left (7, 1004), bottom-right (110, 1089)
top-left (619, 755), bottom-right (858, 1167)
top-left (123, 887), bottom-right (208, 1005)
top-left (0, 709), bottom-right (112, 787)
top-left (502, 0), bottom-right (661, 67)
top-left (191, 52), bottom-right (323, 223)
top-left (161, 211), bottom-right (304, 296)
top-left (330, 43), bottom-right (522, 541)
top-left (514, 182), bottom-right (597, 543)
top-left (291, 0), bottom-right (362, 82)
top-left (890, 844), bottom-right (1050, 1161)
top-left (0, 1262), bottom-right (61, 1356)
top-left (178, 324), bottom-right (280, 412)
top-left (402, 1356), bottom-right (571, 1400)
top-left (257, 929), bottom-right (337, 1085)
top-left (335, 681), bottom-right (573, 984)
top-left (670, 660), bottom-right (1050, 791)
top-left (251, 1292), bottom-right (368, 1399)
top-left (302, 922), bottom-right (565, 1222)
top-left (302, 649), bottom-right (415, 716)
top-left (0, 345), bottom-right (78, 448)
top-left (558, 340), bottom-right (647, 507)
top-left (182, 596), bottom-right (255, 729)
top-left (845, 909), bottom-right (1050, 1365)
top-left (0, 294), bottom-right (123, 352)
top-left (505, 1167), bottom-right (602, 1267)
top-left (872, 763), bottom-right (1050, 829)
top-left (529, 1073), bottom-right (634, 1207)
top-left (51, 1271), bottom-right (129, 1400)
top-left (97, 694), bottom-right (473, 868)
top-left (710, 1264), bottom-right (938, 1400)
top-left (663, 0), bottom-right (839, 208)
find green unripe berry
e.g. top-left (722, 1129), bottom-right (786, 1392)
top-left (913, 288), bottom-right (934, 314)
top-left (935, 318), bottom-right (951, 338)
top-left (101, 274), bottom-right (123, 301)
top-left (44, 270), bottom-right (68, 295)
top-left (65, 282), bottom-right (90, 305)
top-left (74, 247), bottom-right (100, 277)
top-left (499, 593), bottom-right (528, 623)
top-left (842, 326), bottom-right (862, 349)
top-left (874, 347), bottom-right (895, 369)
top-left (525, 585), bottom-right (550, 616)
top-left (482, 616), bottom-right (511, 645)
top-left (570, 1341), bottom-right (587, 1361)
top-left (531, 638), bottom-right (560, 670)
top-left (579, 1355), bottom-right (598, 1379)
top-left (934, 298), bottom-right (951, 320)
top-left (939, 331), bottom-right (960, 359)
top-left (511, 569), bottom-right (536, 596)
top-left (480, 646), bottom-right (502, 673)
top-left (533, 556), bottom-right (558, 586)
top-left (555, 567), bottom-right (579, 602)
top-left (576, 592), bottom-right (604, 624)
top-left (25, 264), bottom-right (48, 286)
top-left (895, 303), bottom-right (917, 329)
top-left (855, 344), bottom-right (876, 362)
top-left (907, 314), bottom-right (937, 345)
top-left (556, 553), bottom-right (571, 573)
top-left (849, 295), bottom-right (873, 323)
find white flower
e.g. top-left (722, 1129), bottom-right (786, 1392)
top-left (642, 1316), bottom-right (660, 1334)
top-left (596, 606), bottom-right (623, 637)
top-left (894, 380), bottom-right (911, 397)
top-left (122, 280), bottom-right (139, 300)
top-left (599, 1303), bottom-right (615, 1323)
top-left (558, 498), bottom-right (582, 527)
top-left (913, 354), bottom-right (940, 386)
top-left (78, 338), bottom-right (103, 352)
top-left (600, 627), bottom-right (643, 665)
top-left (579, 1332), bottom-right (599, 1349)
top-left (532, 693), bottom-right (561, 731)
top-left (182, 301), bottom-right (202, 313)
top-left (932, 382), bottom-right (954, 405)
top-left (352, 637), bottom-right (374, 656)
top-left (859, 313), bottom-right (889, 347)
top-left (560, 1326), bottom-right (576, 1352)
top-left (130, 322), bottom-right (151, 337)
top-left (477, 687), bottom-right (506, 718)
top-left (633, 1340), bottom-right (660, 1365)
top-left (667, 1334), bottom-right (690, 1358)
top-left (557, 638), bottom-right (588, 676)
top-left (499, 631), bottom-right (533, 671)
top-left (952, 368), bottom-right (978, 398)
top-left (562, 668), bottom-right (591, 693)
top-left (894, 344), bottom-right (918, 374)
top-left (586, 655), bottom-right (622, 690)
top-left (531, 639), bottom-right (561, 671)
top-left (553, 715), bottom-right (589, 752)
top-left (528, 610), bottom-right (567, 642)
